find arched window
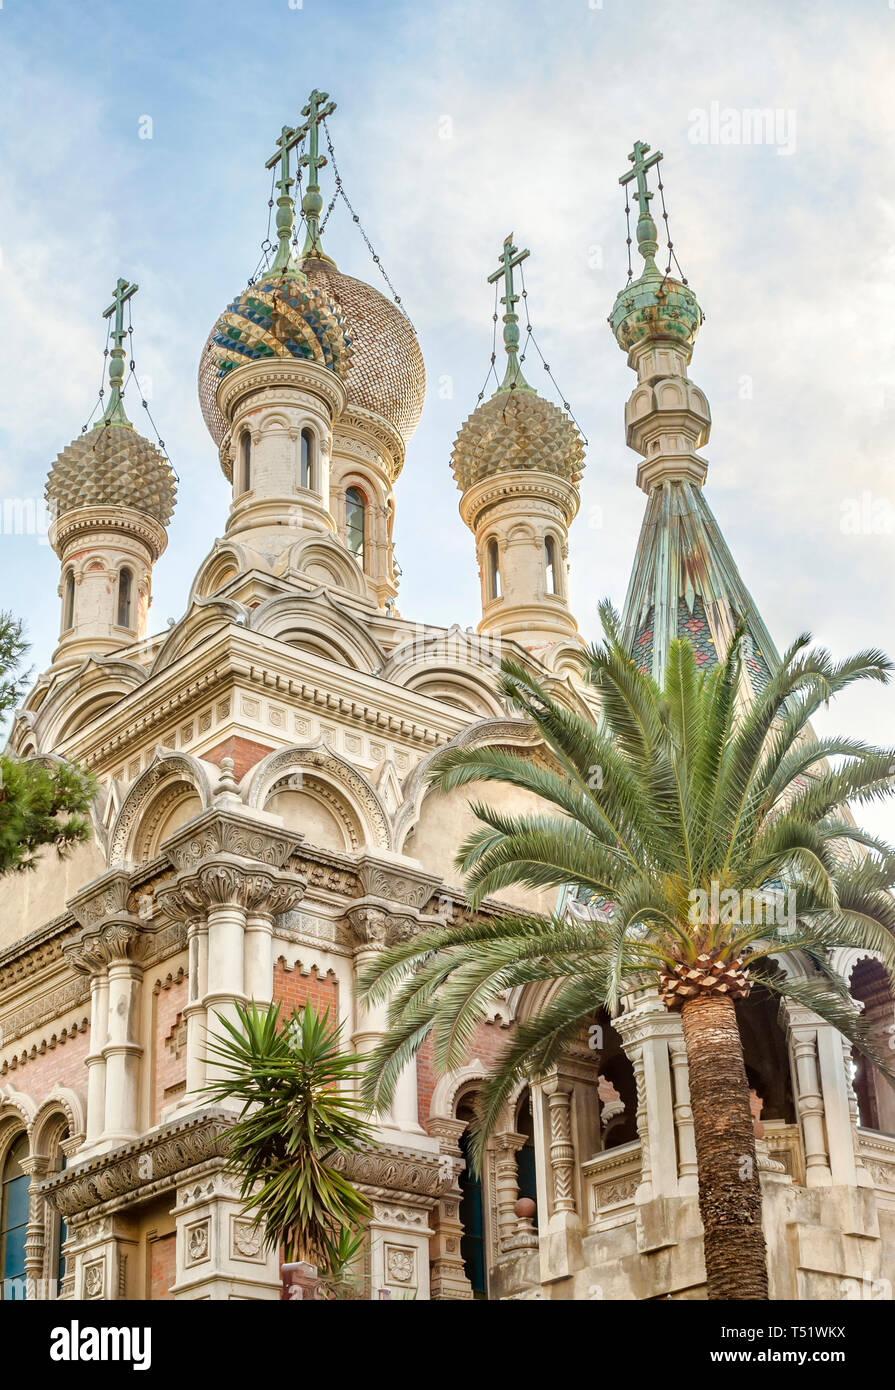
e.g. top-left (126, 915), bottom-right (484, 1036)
top-left (240, 432), bottom-right (252, 494)
top-left (1, 1134), bottom-right (29, 1301)
top-left (300, 429), bottom-right (315, 490)
top-left (486, 538), bottom-right (501, 601)
top-left (62, 570), bottom-right (75, 631)
top-left (117, 567), bottom-right (133, 628)
top-left (545, 535), bottom-right (559, 595)
top-left (345, 486), bottom-right (365, 565)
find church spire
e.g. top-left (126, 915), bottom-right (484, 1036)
top-left (612, 142), bottom-right (779, 694)
top-left (297, 89), bottom-right (337, 261)
top-left (487, 233), bottom-right (534, 394)
top-left (619, 140), bottom-right (663, 274)
top-left (100, 278), bottom-right (138, 428)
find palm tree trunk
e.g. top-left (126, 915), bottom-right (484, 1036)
top-left (679, 991), bottom-right (769, 1300)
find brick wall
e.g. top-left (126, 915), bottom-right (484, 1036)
top-left (272, 959), bottom-right (339, 1022)
top-left (0, 1022), bottom-right (90, 1110)
top-left (149, 1233), bottom-right (176, 1301)
top-left (152, 972), bottom-right (188, 1124)
top-left (417, 1019), bottom-right (511, 1123)
top-left (203, 736), bottom-right (274, 781)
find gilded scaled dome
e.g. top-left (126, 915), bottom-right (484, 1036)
top-left (46, 424), bottom-right (177, 526)
top-left (198, 258), bottom-right (425, 456)
top-left (451, 388), bottom-right (585, 494)
top-left (610, 263), bottom-right (703, 354)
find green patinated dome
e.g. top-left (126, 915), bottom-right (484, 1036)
top-left (451, 388), bottom-right (585, 493)
top-left (46, 424), bottom-right (177, 526)
top-left (610, 264), bottom-right (703, 354)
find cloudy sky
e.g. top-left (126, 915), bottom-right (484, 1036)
top-left (1, 0), bottom-right (894, 832)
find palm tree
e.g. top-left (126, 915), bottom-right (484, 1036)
top-left (359, 605), bottom-right (895, 1300)
top-left (203, 1001), bottom-right (372, 1282)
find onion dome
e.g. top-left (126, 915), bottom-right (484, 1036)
top-left (198, 259), bottom-right (424, 458)
top-left (46, 423), bottom-right (176, 526)
top-left (610, 264), bottom-right (702, 353)
top-left (212, 265), bottom-right (352, 380)
top-left (610, 140), bottom-right (703, 354)
top-left (451, 390), bottom-right (584, 493)
top-left (451, 234), bottom-right (584, 494)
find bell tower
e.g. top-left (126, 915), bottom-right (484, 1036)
top-left (46, 280), bottom-right (176, 667)
top-left (451, 236), bottom-right (585, 655)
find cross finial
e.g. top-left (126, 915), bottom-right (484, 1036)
top-left (487, 234), bottom-right (533, 393)
top-left (295, 88), bottom-right (337, 261)
top-left (619, 140), bottom-right (663, 270)
top-left (265, 121), bottom-right (306, 273)
top-left (100, 278), bottom-right (138, 427)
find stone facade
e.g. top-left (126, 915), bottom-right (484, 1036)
top-left (1, 139), bottom-right (894, 1305)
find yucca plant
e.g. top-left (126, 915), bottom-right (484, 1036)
top-left (359, 603), bottom-right (895, 1300)
top-left (203, 1001), bottom-right (373, 1280)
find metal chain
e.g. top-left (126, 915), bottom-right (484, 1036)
top-left (475, 279), bottom-right (501, 404)
top-left (322, 117), bottom-right (416, 332)
top-left (624, 194), bottom-right (633, 281)
top-left (81, 317), bottom-right (112, 433)
top-left (657, 178), bottom-right (688, 286)
top-left (518, 265), bottom-right (588, 444)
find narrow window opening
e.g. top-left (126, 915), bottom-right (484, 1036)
top-left (545, 535), bottom-right (559, 595)
top-left (240, 433), bottom-right (252, 493)
top-left (62, 570), bottom-right (75, 631)
top-left (487, 538), bottom-right (501, 600)
top-left (345, 486), bottom-right (366, 566)
top-left (300, 429), bottom-right (315, 490)
top-left (117, 567), bottom-right (133, 628)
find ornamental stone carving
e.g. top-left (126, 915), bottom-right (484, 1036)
top-left (39, 1109), bottom-right (233, 1219)
top-left (160, 808), bottom-right (304, 873)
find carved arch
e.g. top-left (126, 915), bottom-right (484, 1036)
top-left (393, 718), bottom-right (539, 853)
top-left (246, 740), bottom-right (391, 851)
top-left (30, 1089), bottom-right (86, 1155)
top-left (248, 590), bottom-right (384, 670)
top-left (150, 597), bottom-right (247, 674)
top-left (109, 749), bottom-right (214, 865)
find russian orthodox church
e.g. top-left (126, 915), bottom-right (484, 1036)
top-left (1, 99), bottom-right (893, 1302)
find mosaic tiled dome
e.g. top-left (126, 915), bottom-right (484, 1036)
top-left (198, 258), bottom-right (425, 454)
top-left (451, 388), bottom-right (585, 494)
top-left (46, 424), bottom-right (177, 526)
top-left (610, 265), bottom-right (703, 354)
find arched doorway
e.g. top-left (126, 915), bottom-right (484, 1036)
top-left (457, 1094), bottom-right (486, 1298)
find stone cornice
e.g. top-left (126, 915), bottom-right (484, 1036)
top-left (459, 470), bottom-right (580, 531)
top-left (39, 1108), bottom-right (234, 1219)
top-left (50, 506), bottom-right (168, 564)
top-left (58, 625), bottom-right (473, 775)
top-left (335, 407), bottom-right (405, 481)
top-left (216, 358), bottom-right (348, 425)
top-left (39, 1110), bottom-right (453, 1220)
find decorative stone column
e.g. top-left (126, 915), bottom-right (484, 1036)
top-left (21, 1153), bottom-right (49, 1301)
top-left (614, 988), bottom-right (680, 1202)
top-left (492, 1130), bottom-right (534, 1255)
top-left (424, 1116), bottom-right (474, 1300)
top-left (538, 1071), bottom-right (583, 1280)
top-left (668, 1030), bottom-right (699, 1195)
top-left (346, 856), bottom-right (441, 1136)
top-left (65, 870), bottom-right (155, 1154)
top-left (157, 807), bottom-right (306, 1106)
top-left (782, 1001), bottom-right (833, 1187)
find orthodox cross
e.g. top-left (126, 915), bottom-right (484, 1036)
top-left (619, 140), bottom-right (663, 269)
top-left (265, 122), bottom-right (306, 273)
top-left (487, 234), bottom-right (532, 392)
top-left (295, 88), bottom-right (337, 259)
top-left (101, 277), bottom-right (138, 426)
